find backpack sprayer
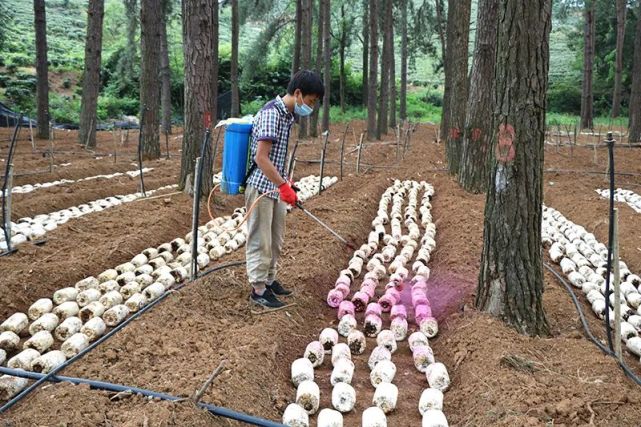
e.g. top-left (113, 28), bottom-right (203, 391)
top-left (213, 119), bottom-right (353, 249)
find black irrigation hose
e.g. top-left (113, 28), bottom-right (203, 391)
top-left (1, 116), bottom-right (22, 251)
top-left (544, 263), bottom-right (641, 387)
top-left (0, 367), bottom-right (285, 427)
top-left (603, 133), bottom-right (616, 352)
top-left (0, 259), bottom-right (240, 413)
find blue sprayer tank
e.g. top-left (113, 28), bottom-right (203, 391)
top-left (221, 122), bottom-right (253, 195)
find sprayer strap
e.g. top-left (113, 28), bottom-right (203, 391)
top-left (241, 162), bottom-right (257, 190)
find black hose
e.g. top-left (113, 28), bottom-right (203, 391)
top-left (199, 260), bottom-right (244, 277)
top-left (603, 132), bottom-right (616, 352)
top-left (0, 367), bottom-right (285, 427)
top-left (544, 263), bottom-right (641, 387)
top-left (1, 116), bottom-right (22, 250)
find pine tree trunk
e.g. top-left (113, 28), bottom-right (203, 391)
top-left (580, 1), bottom-right (595, 130)
top-left (629, 4), bottom-right (641, 143)
top-left (388, 11), bottom-right (396, 130)
top-left (121, 0), bottom-right (138, 92)
top-left (180, 0), bottom-right (216, 196)
top-left (78, 0), bottom-right (104, 149)
top-left (231, 0), bottom-right (240, 117)
top-left (321, 0), bottom-right (331, 133)
top-left (292, 0), bottom-right (302, 76)
top-left (339, 4), bottom-right (346, 113)
top-left (140, 0), bottom-right (161, 160)
top-left (366, 0), bottom-right (378, 141)
top-left (444, 0), bottom-right (471, 175)
top-left (612, 0), bottom-right (626, 118)
top-left (361, 0), bottom-right (369, 108)
top-left (476, 0), bottom-right (552, 337)
top-left (159, 9), bottom-right (171, 135)
top-left (439, 0), bottom-right (451, 144)
top-left (458, 0), bottom-right (498, 193)
top-left (434, 0), bottom-right (446, 65)
top-left (377, 0), bottom-right (391, 137)
top-left (34, 0), bottom-right (49, 139)
top-left (310, 0), bottom-right (323, 138)
top-left (399, 0), bottom-right (408, 121)
top-left (299, 0), bottom-right (313, 138)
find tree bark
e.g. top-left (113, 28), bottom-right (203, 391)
top-left (310, 0), bottom-right (323, 138)
top-left (366, 0), bottom-right (378, 141)
top-left (180, 0), bottom-right (216, 196)
top-left (612, 0), bottom-right (626, 118)
top-left (231, 0), bottom-right (240, 117)
top-left (79, 0), bottom-right (104, 149)
top-left (159, 4), bottom-right (171, 134)
top-left (439, 0), bottom-right (451, 144)
top-left (580, 1), bottom-right (595, 130)
top-left (458, 0), bottom-right (498, 193)
top-left (399, 0), bottom-right (407, 121)
top-left (321, 0), bottom-right (331, 133)
top-left (139, 0), bottom-right (161, 160)
top-left (299, 0), bottom-right (313, 138)
top-left (361, 0), bottom-right (368, 108)
top-left (388, 4), bottom-right (396, 130)
top-left (292, 0), bottom-right (302, 76)
top-left (34, 0), bottom-right (49, 139)
top-left (377, 0), bottom-right (391, 137)
top-left (476, 0), bottom-right (552, 337)
top-left (119, 0), bottom-right (138, 94)
top-left (339, 3), bottom-right (346, 113)
top-left (434, 0), bottom-right (446, 66)
top-left (444, 0), bottom-right (471, 175)
top-left (629, 3), bottom-right (641, 142)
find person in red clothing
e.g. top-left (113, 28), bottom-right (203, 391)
top-left (244, 70), bottom-right (325, 308)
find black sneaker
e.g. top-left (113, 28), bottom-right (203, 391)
top-left (268, 280), bottom-right (293, 296)
top-left (251, 288), bottom-right (285, 308)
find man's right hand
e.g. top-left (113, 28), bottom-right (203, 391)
top-left (278, 182), bottom-right (298, 206)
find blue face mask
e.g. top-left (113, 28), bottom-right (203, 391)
top-left (294, 96), bottom-right (314, 117)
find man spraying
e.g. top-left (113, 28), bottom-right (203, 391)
top-left (245, 70), bottom-right (325, 308)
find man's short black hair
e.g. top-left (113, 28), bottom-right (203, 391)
top-left (287, 69), bottom-right (325, 99)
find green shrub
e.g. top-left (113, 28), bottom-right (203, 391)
top-left (97, 94), bottom-right (139, 120)
top-left (49, 94), bottom-right (80, 124)
top-left (241, 98), bottom-right (267, 116)
top-left (547, 79), bottom-right (582, 115)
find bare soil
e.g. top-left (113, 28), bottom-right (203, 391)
top-left (1, 122), bottom-right (641, 426)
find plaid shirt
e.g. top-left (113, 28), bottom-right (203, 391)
top-left (247, 96), bottom-right (296, 200)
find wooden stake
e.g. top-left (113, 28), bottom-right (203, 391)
top-left (318, 130), bottom-right (330, 194)
top-left (48, 137), bottom-right (54, 173)
top-left (111, 126), bottom-right (117, 164)
top-left (339, 124), bottom-right (348, 181)
top-left (613, 208), bottom-right (622, 362)
top-left (396, 122), bottom-right (401, 161)
top-left (29, 118), bottom-right (35, 151)
top-left (165, 130), bottom-right (170, 159)
top-left (355, 132), bottom-right (365, 174)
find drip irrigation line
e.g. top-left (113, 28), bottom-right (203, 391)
top-left (0, 258), bottom-right (242, 413)
top-left (544, 168), bottom-right (641, 178)
top-left (0, 367), bottom-right (285, 427)
top-left (199, 260), bottom-right (245, 278)
top-left (544, 263), bottom-right (641, 387)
